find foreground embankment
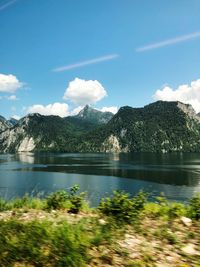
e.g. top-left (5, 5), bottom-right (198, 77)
top-left (0, 186), bottom-right (199, 267)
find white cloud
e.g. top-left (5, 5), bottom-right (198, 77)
top-left (136, 32), bottom-right (200, 52)
top-left (153, 78), bottom-right (200, 113)
top-left (52, 54), bottom-right (119, 72)
top-left (0, 95), bottom-right (18, 100)
top-left (70, 106), bottom-right (84, 116)
top-left (0, 73), bottom-right (23, 93)
top-left (6, 95), bottom-right (18, 100)
top-left (12, 115), bottom-right (20, 120)
top-left (63, 78), bottom-right (107, 105)
top-left (99, 106), bottom-right (118, 114)
top-left (26, 103), bottom-right (70, 117)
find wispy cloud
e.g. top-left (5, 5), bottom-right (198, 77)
top-left (136, 32), bottom-right (200, 52)
top-left (52, 54), bottom-right (119, 72)
top-left (6, 95), bottom-right (18, 100)
top-left (0, 0), bottom-right (18, 11)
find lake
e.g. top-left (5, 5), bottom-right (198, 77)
top-left (0, 152), bottom-right (200, 206)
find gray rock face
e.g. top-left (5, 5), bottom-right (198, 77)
top-left (75, 105), bottom-right (114, 124)
top-left (0, 114), bottom-right (41, 152)
top-left (0, 116), bottom-right (19, 134)
top-left (0, 116), bottom-right (11, 133)
top-left (177, 102), bottom-right (200, 122)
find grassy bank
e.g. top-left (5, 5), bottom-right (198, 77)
top-left (0, 186), bottom-right (199, 267)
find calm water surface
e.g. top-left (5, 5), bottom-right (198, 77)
top-left (0, 152), bottom-right (200, 206)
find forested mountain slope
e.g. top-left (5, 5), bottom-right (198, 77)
top-left (1, 101), bottom-right (200, 153)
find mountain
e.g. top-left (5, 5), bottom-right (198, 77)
top-left (75, 101), bottom-right (200, 153)
top-left (1, 101), bottom-right (200, 153)
top-left (75, 105), bottom-right (113, 124)
top-left (0, 116), bottom-right (11, 133)
top-left (63, 105), bottom-right (113, 133)
top-left (0, 116), bottom-right (19, 133)
top-left (7, 118), bottom-right (19, 126)
top-left (0, 105), bottom-right (112, 152)
top-left (0, 112), bottom-right (97, 152)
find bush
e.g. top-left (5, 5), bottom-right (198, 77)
top-left (145, 195), bottom-right (187, 219)
top-left (167, 202), bottom-right (186, 218)
top-left (11, 194), bottom-right (30, 209)
top-left (98, 191), bottom-right (147, 224)
top-left (46, 185), bottom-right (85, 213)
top-left (46, 190), bottom-right (69, 210)
top-left (188, 194), bottom-right (200, 219)
top-left (68, 185), bottom-right (85, 214)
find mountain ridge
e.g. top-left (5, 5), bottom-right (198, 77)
top-left (1, 101), bottom-right (200, 153)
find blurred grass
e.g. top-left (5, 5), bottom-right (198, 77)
top-left (0, 189), bottom-right (199, 266)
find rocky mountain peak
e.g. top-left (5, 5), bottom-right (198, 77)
top-left (77, 105), bottom-right (92, 117)
top-left (76, 105), bottom-right (114, 124)
top-left (17, 113), bottom-right (41, 127)
top-left (176, 101), bottom-right (197, 117)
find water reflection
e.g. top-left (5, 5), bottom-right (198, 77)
top-left (9, 152), bottom-right (200, 187)
top-left (17, 152), bottom-right (35, 164)
top-left (0, 152), bottom-right (200, 204)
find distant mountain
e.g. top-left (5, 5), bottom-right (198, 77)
top-left (0, 116), bottom-right (11, 133)
top-left (0, 116), bottom-right (19, 133)
top-left (0, 112), bottom-right (94, 152)
top-left (7, 118), bottom-right (19, 126)
top-left (1, 101), bottom-right (200, 153)
top-left (75, 105), bottom-right (113, 124)
top-left (0, 106), bottom-right (112, 152)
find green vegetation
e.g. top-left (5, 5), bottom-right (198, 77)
top-left (99, 191), bottom-right (147, 224)
top-left (0, 185), bottom-right (87, 213)
top-left (188, 194), bottom-right (200, 219)
top-left (0, 194), bottom-right (46, 211)
top-left (0, 189), bottom-right (199, 266)
top-left (2, 101), bottom-right (200, 153)
top-left (0, 220), bottom-right (89, 267)
top-left (144, 195), bottom-right (187, 219)
top-left (46, 185), bottom-right (86, 213)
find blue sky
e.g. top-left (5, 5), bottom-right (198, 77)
top-left (1, 0), bottom-right (200, 118)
